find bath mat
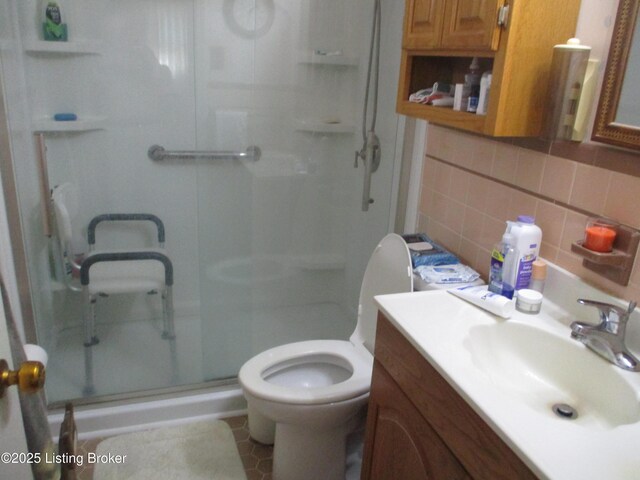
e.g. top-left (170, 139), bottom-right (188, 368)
top-left (92, 420), bottom-right (247, 480)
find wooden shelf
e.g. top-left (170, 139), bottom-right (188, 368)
top-left (397, 100), bottom-right (486, 134)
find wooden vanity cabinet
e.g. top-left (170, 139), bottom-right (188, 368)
top-left (398, 0), bottom-right (582, 136)
top-left (361, 314), bottom-right (538, 480)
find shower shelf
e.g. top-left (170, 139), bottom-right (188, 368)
top-left (0, 39), bottom-right (14, 51)
top-left (24, 39), bottom-right (103, 55)
top-left (298, 52), bottom-right (358, 67)
top-left (33, 116), bottom-right (107, 133)
top-left (289, 254), bottom-right (345, 270)
top-left (294, 119), bottom-right (355, 134)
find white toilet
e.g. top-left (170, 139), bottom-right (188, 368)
top-left (238, 234), bottom-right (413, 480)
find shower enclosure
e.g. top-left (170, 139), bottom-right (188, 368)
top-left (0, 0), bottom-right (405, 404)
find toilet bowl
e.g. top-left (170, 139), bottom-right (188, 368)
top-left (238, 234), bottom-right (413, 480)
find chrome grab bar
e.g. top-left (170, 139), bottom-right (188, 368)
top-left (148, 144), bottom-right (261, 162)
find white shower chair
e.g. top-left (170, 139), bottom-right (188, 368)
top-left (51, 183), bottom-right (176, 396)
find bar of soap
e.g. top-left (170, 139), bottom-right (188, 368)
top-left (53, 113), bottom-right (77, 121)
top-left (407, 241), bottom-right (433, 252)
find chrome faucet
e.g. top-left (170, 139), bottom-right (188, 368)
top-left (570, 299), bottom-right (640, 371)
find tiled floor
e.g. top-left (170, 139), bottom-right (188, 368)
top-left (224, 416), bottom-right (274, 480)
top-left (73, 415), bottom-right (272, 480)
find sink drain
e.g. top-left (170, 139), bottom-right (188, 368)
top-left (552, 403), bottom-right (578, 420)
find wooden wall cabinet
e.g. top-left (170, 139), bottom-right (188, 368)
top-left (403, 0), bottom-right (502, 51)
top-left (361, 314), bottom-right (538, 480)
top-left (398, 0), bottom-right (582, 136)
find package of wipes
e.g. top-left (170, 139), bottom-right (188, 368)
top-left (414, 264), bottom-right (480, 284)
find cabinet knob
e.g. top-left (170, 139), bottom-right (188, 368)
top-left (0, 359), bottom-right (46, 397)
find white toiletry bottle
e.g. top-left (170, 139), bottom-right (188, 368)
top-left (507, 216), bottom-right (542, 291)
top-left (476, 71), bottom-right (492, 115)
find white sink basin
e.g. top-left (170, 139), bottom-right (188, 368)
top-left (375, 263), bottom-right (640, 480)
top-left (466, 322), bottom-right (640, 428)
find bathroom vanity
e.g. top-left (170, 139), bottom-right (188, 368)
top-left (361, 313), bottom-right (535, 479)
top-left (362, 263), bottom-right (640, 479)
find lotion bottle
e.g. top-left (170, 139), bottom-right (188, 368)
top-left (507, 216), bottom-right (542, 291)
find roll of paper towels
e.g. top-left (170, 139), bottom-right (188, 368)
top-left (24, 344), bottom-right (48, 367)
top-left (544, 38), bottom-right (591, 140)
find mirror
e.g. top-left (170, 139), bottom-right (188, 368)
top-left (592, 0), bottom-right (640, 148)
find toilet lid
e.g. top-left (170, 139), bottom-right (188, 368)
top-left (350, 233), bottom-right (413, 353)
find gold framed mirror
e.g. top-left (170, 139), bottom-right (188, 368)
top-left (592, 0), bottom-right (640, 149)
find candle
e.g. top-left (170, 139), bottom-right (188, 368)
top-left (584, 225), bottom-right (617, 253)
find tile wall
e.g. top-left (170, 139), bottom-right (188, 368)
top-left (418, 124), bottom-right (640, 300)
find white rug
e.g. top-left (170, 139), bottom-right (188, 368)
top-left (93, 420), bottom-right (247, 480)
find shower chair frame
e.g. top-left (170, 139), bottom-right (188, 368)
top-left (78, 214), bottom-right (175, 396)
top-left (51, 184), bottom-right (177, 396)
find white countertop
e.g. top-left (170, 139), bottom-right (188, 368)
top-left (374, 285), bottom-right (640, 480)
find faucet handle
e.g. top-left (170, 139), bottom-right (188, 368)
top-left (577, 298), bottom-right (635, 325)
top-left (626, 300), bottom-right (637, 316)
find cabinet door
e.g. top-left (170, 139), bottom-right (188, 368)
top-left (441, 0), bottom-right (502, 50)
top-left (403, 0), bottom-right (446, 49)
top-left (361, 361), bottom-right (471, 480)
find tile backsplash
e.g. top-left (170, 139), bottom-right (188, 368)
top-left (418, 124), bottom-right (640, 301)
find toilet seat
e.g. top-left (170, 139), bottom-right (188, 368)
top-left (239, 339), bottom-right (372, 405)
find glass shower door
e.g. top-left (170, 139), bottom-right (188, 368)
top-left (2, 0), bottom-right (203, 402)
top-left (195, 0), bottom-right (398, 381)
top-left (0, 0), bottom-right (404, 404)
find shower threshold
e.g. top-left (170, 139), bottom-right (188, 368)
top-left (48, 380), bottom-right (247, 441)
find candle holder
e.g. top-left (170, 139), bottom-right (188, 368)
top-left (571, 221), bottom-right (640, 285)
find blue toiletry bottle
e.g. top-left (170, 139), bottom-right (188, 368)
top-left (488, 232), bottom-right (517, 299)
